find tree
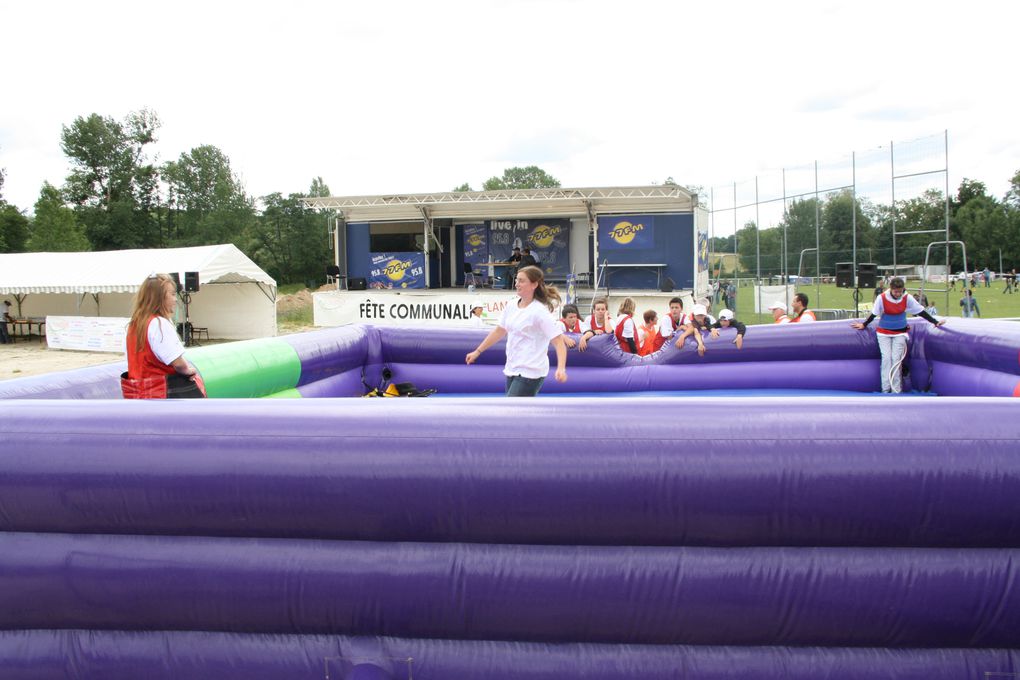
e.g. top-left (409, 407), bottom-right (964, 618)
top-left (956, 196), bottom-right (1012, 270)
top-left (1004, 169), bottom-right (1020, 210)
top-left (308, 176), bottom-right (331, 198)
top-left (452, 182), bottom-right (472, 192)
top-left (819, 190), bottom-right (874, 272)
top-left (28, 182), bottom-right (89, 251)
top-left (482, 166), bottom-right (560, 191)
top-left (162, 144), bottom-right (253, 245)
top-left (779, 198), bottom-right (823, 275)
top-left (247, 191), bottom-right (330, 286)
top-left (60, 109), bottom-right (161, 250)
top-left (0, 203), bottom-right (29, 252)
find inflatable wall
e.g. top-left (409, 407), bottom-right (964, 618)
top-left (2, 318), bottom-right (1019, 399)
top-left (1, 320), bottom-right (1019, 679)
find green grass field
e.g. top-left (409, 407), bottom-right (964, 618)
top-left (730, 281), bottom-right (1020, 326)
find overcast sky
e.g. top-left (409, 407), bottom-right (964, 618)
top-left (2, 0), bottom-right (1016, 233)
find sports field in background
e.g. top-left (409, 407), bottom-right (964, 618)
top-left (731, 280), bottom-right (1020, 326)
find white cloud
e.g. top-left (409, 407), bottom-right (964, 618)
top-left (1, 0), bottom-right (1017, 228)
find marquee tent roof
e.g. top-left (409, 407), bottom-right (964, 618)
top-left (0, 244), bottom-right (276, 295)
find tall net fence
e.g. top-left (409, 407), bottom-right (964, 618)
top-left (707, 132), bottom-right (952, 317)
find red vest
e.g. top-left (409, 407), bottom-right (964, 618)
top-left (615, 315), bottom-right (635, 352)
top-left (560, 317), bottom-right (581, 333)
top-left (127, 316), bottom-right (176, 381)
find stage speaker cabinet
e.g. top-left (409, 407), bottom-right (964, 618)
top-left (184, 271), bottom-right (200, 293)
top-left (857, 263), bottom-right (877, 289)
top-left (349, 277), bottom-right (368, 291)
top-left (659, 277), bottom-right (675, 293)
top-left (835, 262), bottom-right (854, 288)
top-left (169, 272), bottom-right (182, 293)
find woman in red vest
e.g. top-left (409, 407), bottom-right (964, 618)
top-left (614, 297), bottom-right (638, 353)
top-left (121, 273), bottom-right (204, 399)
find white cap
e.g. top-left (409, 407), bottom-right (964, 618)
top-left (471, 302), bottom-right (483, 310)
top-left (767, 302), bottom-right (787, 312)
top-left (719, 309), bottom-right (734, 320)
top-left (691, 303), bottom-right (707, 316)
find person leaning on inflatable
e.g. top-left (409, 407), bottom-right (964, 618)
top-left (851, 276), bottom-right (944, 394)
top-left (120, 273), bottom-right (206, 399)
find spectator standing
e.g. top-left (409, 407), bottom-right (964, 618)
top-left (983, 267), bottom-right (991, 287)
top-left (851, 276), bottom-right (944, 394)
top-left (790, 293), bottom-right (816, 323)
top-left (658, 296), bottom-right (689, 344)
top-left (959, 289), bottom-right (980, 318)
top-left (767, 302), bottom-right (791, 324)
top-left (614, 297), bottom-right (638, 354)
top-left (465, 265), bottom-right (568, 397)
top-left (1003, 269), bottom-right (1016, 295)
top-left (1, 299), bottom-right (12, 344)
top-left (469, 303), bottom-right (486, 328)
top-left (558, 304), bottom-right (581, 348)
top-left (579, 297), bottom-right (613, 352)
top-left (725, 282), bottom-right (736, 312)
top-left (519, 248), bottom-right (538, 269)
top-left (637, 310), bottom-right (661, 356)
top-left (504, 247), bottom-right (522, 290)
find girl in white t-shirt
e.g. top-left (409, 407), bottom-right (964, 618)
top-left (465, 265), bottom-right (568, 397)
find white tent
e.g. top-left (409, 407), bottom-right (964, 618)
top-left (0, 244), bottom-right (277, 339)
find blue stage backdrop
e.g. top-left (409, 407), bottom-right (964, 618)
top-left (599, 215), bottom-right (655, 250)
top-left (462, 224), bottom-right (489, 268)
top-left (488, 218), bottom-right (569, 279)
top-left (369, 252), bottom-right (425, 289)
top-left (596, 214), bottom-right (693, 289)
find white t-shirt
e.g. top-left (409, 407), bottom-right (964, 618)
top-left (2, 301), bottom-right (11, 320)
top-left (618, 316), bottom-right (635, 339)
top-left (582, 313), bottom-right (613, 333)
top-left (499, 299), bottom-right (563, 379)
top-left (147, 316), bottom-right (186, 366)
top-left (658, 314), bottom-right (688, 338)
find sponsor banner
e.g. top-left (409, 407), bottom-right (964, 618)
top-left (488, 218), bottom-right (569, 278)
top-left (313, 292), bottom-right (519, 328)
top-left (462, 224), bottom-right (489, 267)
top-left (46, 315), bottom-right (129, 353)
top-left (697, 230), bottom-right (709, 274)
top-left (598, 215), bottom-right (655, 250)
top-left (369, 252), bottom-right (425, 289)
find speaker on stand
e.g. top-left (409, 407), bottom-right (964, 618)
top-left (181, 271), bottom-right (199, 346)
top-left (857, 263), bottom-right (877, 289)
top-left (835, 262), bottom-right (854, 288)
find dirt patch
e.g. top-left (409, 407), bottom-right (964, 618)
top-left (0, 342), bottom-right (122, 381)
top-left (276, 289), bottom-right (314, 314)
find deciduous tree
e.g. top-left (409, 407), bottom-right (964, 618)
top-left (482, 166), bottom-right (560, 191)
top-left (28, 182), bottom-right (88, 251)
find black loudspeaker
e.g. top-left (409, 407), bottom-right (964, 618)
top-left (349, 277), bottom-right (367, 291)
top-left (835, 262), bottom-right (854, 288)
top-left (184, 271), bottom-right (200, 293)
top-left (659, 277), bottom-right (675, 293)
top-left (857, 263), bottom-right (877, 289)
top-left (169, 272), bottom-right (181, 293)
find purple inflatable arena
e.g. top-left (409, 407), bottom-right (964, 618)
top-left (1, 320), bottom-right (1019, 679)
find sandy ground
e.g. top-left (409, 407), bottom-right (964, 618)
top-left (0, 341), bottom-right (123, 381)
top-left (1, 323), bottom-right (318, 382)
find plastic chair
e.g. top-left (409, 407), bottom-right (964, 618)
top-left (463, 262), bottom-right (481, 288)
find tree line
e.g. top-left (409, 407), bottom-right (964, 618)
top-left (0, 108), bottom-right (331, 286)
top-left (711, 173), bottom-right (1020, 277)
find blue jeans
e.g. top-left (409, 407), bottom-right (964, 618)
top-left (505, 375), bottom-right (545, 397)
